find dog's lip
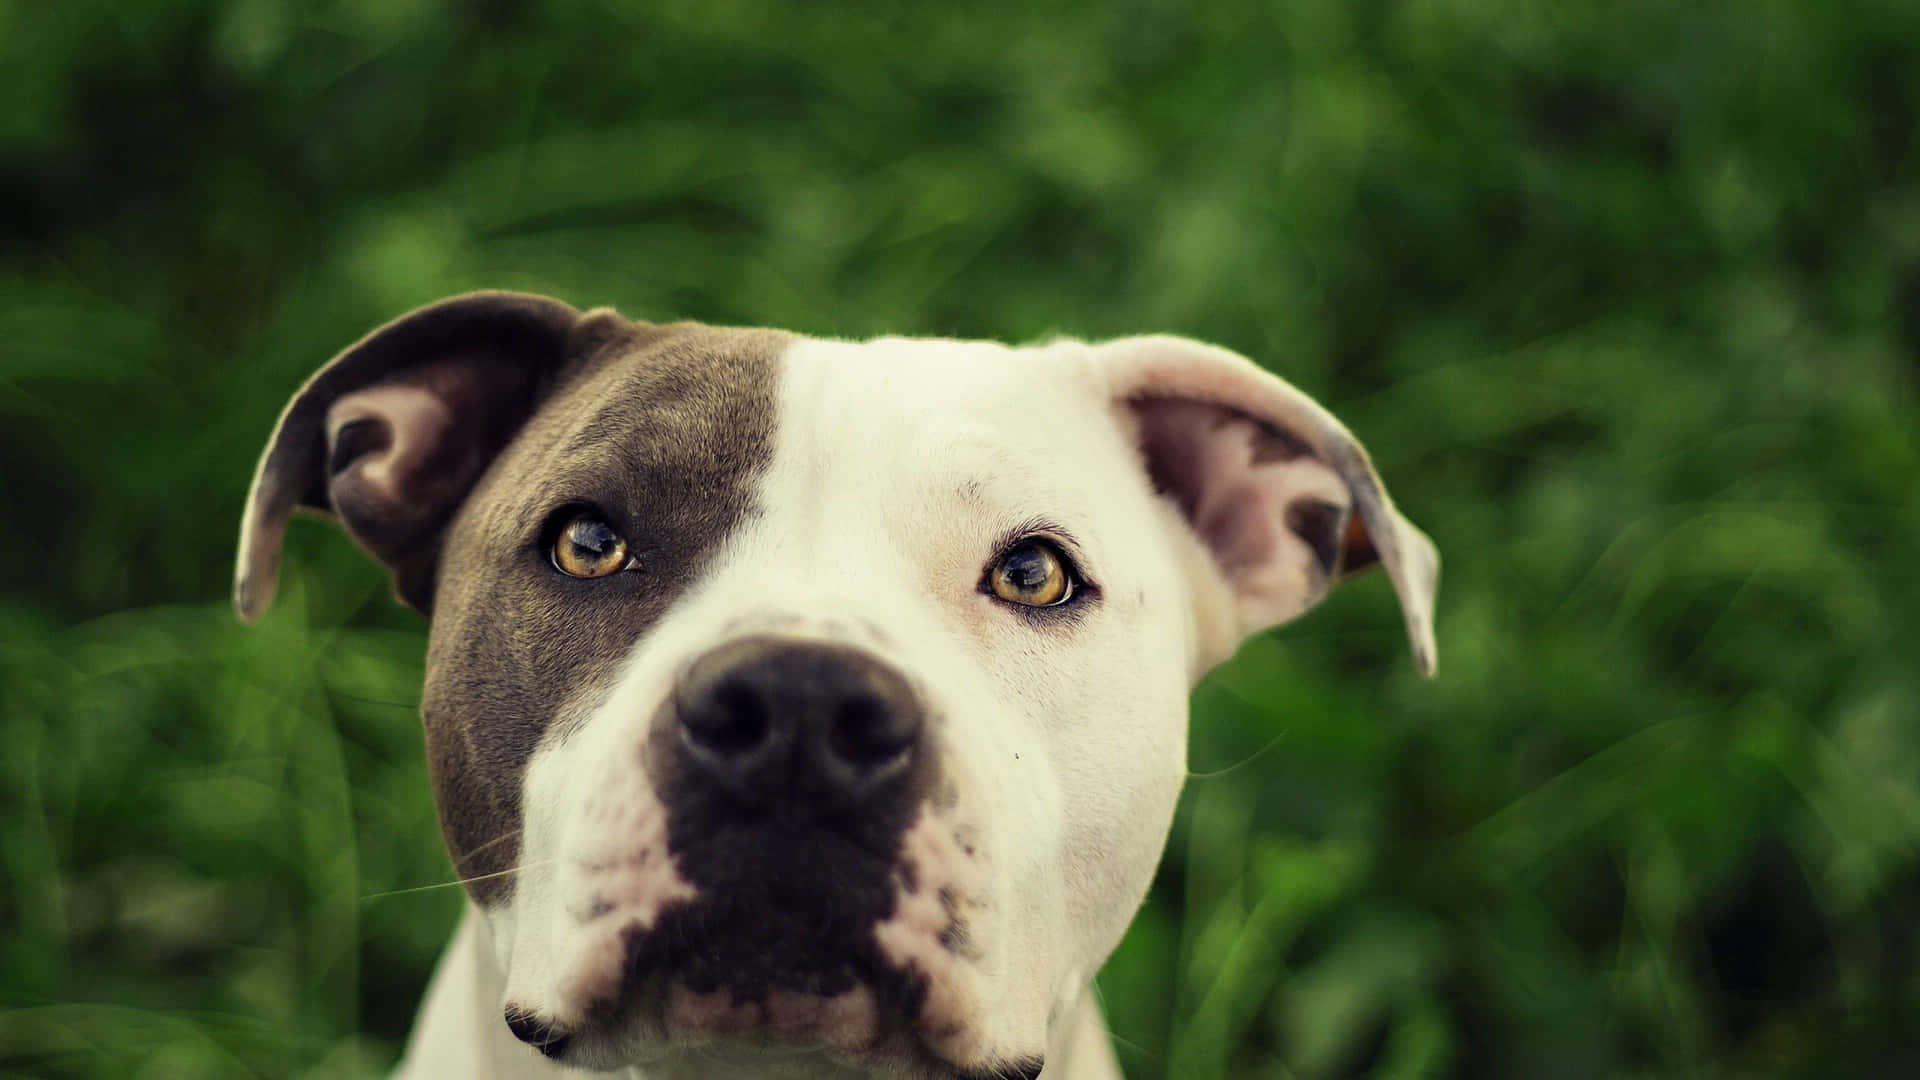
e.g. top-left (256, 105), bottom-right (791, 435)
top-left (607, 953), bottom-right (925, 1043)
top-left (547, 799), bottom-right (987, 1072)
top-left (542, 975), bottom-right (970, 1077)
top-left (536, 918), bottom-right (980, 1074)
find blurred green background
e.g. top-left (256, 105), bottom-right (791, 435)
top-left (4, 1), bottom-right (1919, 1078)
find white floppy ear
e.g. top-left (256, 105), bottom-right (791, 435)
top-left (1100, 336), bottom-right (1439, 677)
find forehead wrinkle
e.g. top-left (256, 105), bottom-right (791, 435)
top-left (552, 370), bottom-right (703, 462)
top-left (517, 353), bottom-right (779, 536)
top-left (552, 328), bottom-right (785, 457)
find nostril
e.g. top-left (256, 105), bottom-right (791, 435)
top-left (683, 681), bottom-right (771, 759)
top-left (665, 637), bottom-right (925, 806)
top-left (829, 694), bottom-right (916, 771)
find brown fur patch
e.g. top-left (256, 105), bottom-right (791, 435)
top-left (420, 324), bottom-right (785, 904)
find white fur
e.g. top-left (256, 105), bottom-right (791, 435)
top-left (394, 333), bottom-right (1435, 1079)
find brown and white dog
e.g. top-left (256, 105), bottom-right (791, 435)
top-left (234, 292), bottom-right (1438, 1080)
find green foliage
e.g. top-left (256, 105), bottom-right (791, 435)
top-left (4, 1), bottom-right (1917, 1077)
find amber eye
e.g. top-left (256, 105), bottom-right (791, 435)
top-left (550, 512), bottom-right (634, 578)
top-left (986, 539), bottom-right (1074, 607)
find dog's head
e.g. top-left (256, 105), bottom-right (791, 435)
top-left (235, 292), bottom-right (1437, 1078)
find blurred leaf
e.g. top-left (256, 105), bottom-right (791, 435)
top-left (4, 1), bottom-right (1918, 1077)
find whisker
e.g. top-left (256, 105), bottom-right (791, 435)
top-left (1185, 731), bottom-right (1289, 780)
top-left (454, 828), bottom-right (527, 861)
top-left (360, 858), bottom-right (556, 902)
top-left (330, 692), bottom-right (421, 711)
top-left (1088, 981), bottom-right (1154, 1061)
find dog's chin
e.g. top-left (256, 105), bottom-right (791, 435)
top-left (556, 906), bottom-right (980, 1077)
top-left (537, 775), bottom-right (1000, 1075)
top-left (658, 979), bottom-right (885, 1049)
top-left (549, 983), bottom-right (989, 1079)
top-left (539, 842), bottom-right (993, 1075)
top-left (587, 981), bottom-right (948, 1078)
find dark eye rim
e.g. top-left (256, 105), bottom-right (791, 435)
top-left (540, 504), bottom-right (642, 578)
top-left (979, 532), bottom-right (1096, 613)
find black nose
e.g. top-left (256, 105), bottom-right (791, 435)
top-left (669, 636), bottom-right (924, 807)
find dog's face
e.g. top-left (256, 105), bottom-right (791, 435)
top-left (236, 293), bottom-right (1436, 1079)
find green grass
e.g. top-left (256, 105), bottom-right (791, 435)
top-left (4, 1), bottom-right (1918, 1077)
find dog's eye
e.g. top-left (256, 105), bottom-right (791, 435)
top-left (551, 512), bottom-right (635, 578)
top-left (985, 539), bottom-right (1074, 607)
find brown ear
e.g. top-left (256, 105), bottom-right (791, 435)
top-left (234, 291), bottom-right (592, 620)
top-left (1101, 336), bottom-right (1439, 677)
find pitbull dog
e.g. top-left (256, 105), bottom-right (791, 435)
top-left (233, 292), bottom-right (1438, 1080)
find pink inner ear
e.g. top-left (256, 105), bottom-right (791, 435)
top-left (320, 369), bottom-right (492, 567)
top-left (327, 382), bottom-right (456, 507)
top-left (1133, 397), bottom-right (1353, 628)
top-left (1198, 484), bottom-right (1279, 574)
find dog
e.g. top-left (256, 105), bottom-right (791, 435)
top-left (233, 291), bottom-right (1438, 1080)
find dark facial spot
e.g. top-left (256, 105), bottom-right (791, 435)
top-left (1285, 497), bottom-right (1345, 578)
top-left (420, 325), bottom-right (786, 904)
top-left (951, 822), bottom-right (980, 857)
top-left (939, 920), bottom-right (970, 955)
top-left (934, 885), bottom-right (976, 956)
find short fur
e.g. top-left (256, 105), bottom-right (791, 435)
top-left (236, 293), bottom-right (1438, 1080)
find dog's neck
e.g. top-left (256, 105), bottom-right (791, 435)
top-left (395, 906), bottom-right (1124, 1080)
